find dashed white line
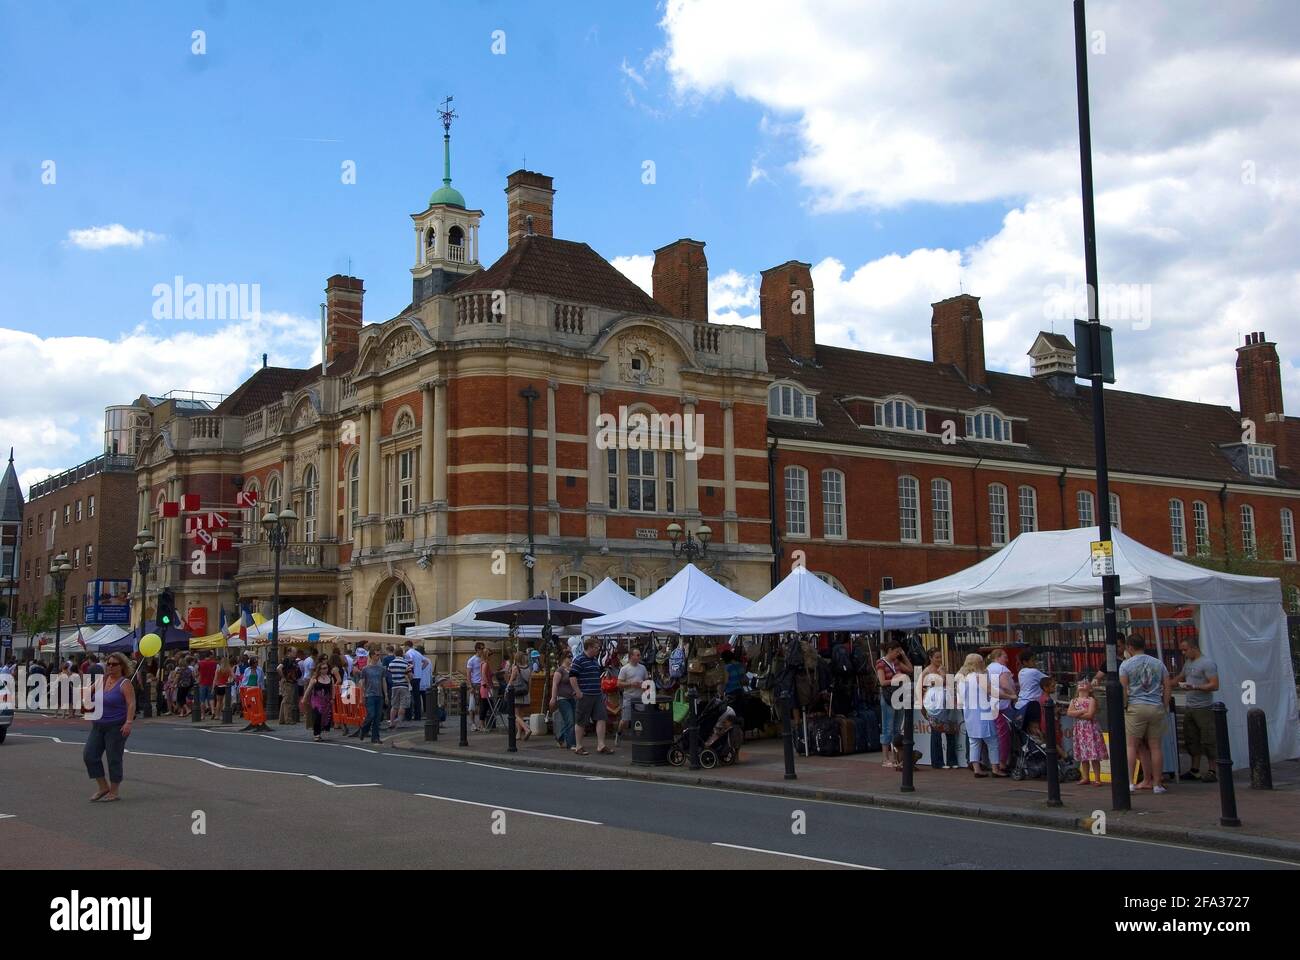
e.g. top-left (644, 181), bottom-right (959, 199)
top-left (0, 814), bottom-right (16, 821)
top-left (415, 793), bottom-right (602, 825)
top-left (711, 842), bottom-right (881, 870)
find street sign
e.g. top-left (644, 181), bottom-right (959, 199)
top-left (1090, 539), bottom-right (1114, 577)
top-left (0, 617), bottom-right (12, 635)
top-left (635, 528), bottom-right (659, 540)
top-left (1, 636), bottom-right (11, 649)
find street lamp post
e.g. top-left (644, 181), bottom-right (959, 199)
top-left (133, 529), bottom-right (157, 716)
top-left (50, 553), bottom-right (72, 666)
top-left (261, 508), bottom-right (298, 722)
top-left (666, 521), bottom-right (711, 564)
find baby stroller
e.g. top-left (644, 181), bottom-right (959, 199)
top-left (668, 693), bottom-right (744, 768)
top-left (1008, 708), bottom-right (1081, 782)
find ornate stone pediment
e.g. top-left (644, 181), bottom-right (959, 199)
top-left (382, 328), bottom-right (421, 369)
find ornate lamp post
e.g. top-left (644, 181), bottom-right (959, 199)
top-left (666, 521), bottom-right (711, 563)
top-left (260, 507), bottom-right (297, 720)
top-left (133, 529), bottom-right (157, 710)
top-left (50, 553), bottom-right (72, 665)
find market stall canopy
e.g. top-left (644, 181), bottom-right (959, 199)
top-left (879, 527), bottom-right (1282, 610)
top-left (406, 600), bottom-right (542, 640)
top-left (242, 608), bottom-right (352, 642)
top-left (729, 566), bottom-right (929, 634)
top-left (476, 594), bottom-right (599, 627)
top-left (39, 625), bottom-right (98, 654)
top-left (573, 577), bottom-right (640, 615)
top-left (85, 624), bottom-right (130, 651)
top-left (880, 527), bottom-right (1299, 766)
top-left (582, 563), bottom-right (751, 636)
top-left (189, 612), bottom-right (267, 649)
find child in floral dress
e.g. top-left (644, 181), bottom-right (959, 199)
top-left (1068, 678), bottom-right (1107, 785)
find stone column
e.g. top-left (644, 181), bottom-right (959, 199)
top-left (432, 377), bottom-right (448, 538)
top-left (319, 440), bottom-right (336, 540)
top-left (356, 405), bottom-right (370, 526)
top-left (547, 379), bottom-right (559, 537)
top-left (682, 395), bottom-right (699, 514)
top-left (367, 404), bottom-right (382, 517)
top-left (722, 400), bottom-right (737, 544)
top-left (585, 385), bottom-right (606, 541)
top-left (420, 382), bottom-right (435, 505)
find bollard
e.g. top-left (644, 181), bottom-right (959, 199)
top-left (1247, 707), bottom-right (1272, 790)
top-left (141, 675), bottom-right (153, 718)
top-left (900, 682), bottom-right (915, 793)
top-left (506, 685), bottom-right (517, 753)
top-left (779, 689), bottom-right (796, 781)
top-left (424, 685), bottom-right (439, 742)
top-left (458, 681), bottom-right (469, 747)
top-left (192, 681), bottom-right (202, 724)
top-left (688, 686), bottom-right (701, 770)
top-left (1212, 702), bottom-right (1240, 827)
top-left (291, 685), bottom-right (300, 725)
top-left (221, 683), bottom-right (233, 725)
top-left (1043, 696), bottom-right (1062, 807)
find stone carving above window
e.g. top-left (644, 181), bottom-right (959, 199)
top-left (292, 398), bottom-right (317, 430)
top-left (383, 328), bottom-right (422, 369)
top-left (618, 333), bottom-right (664, 386)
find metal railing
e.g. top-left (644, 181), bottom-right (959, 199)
top-left (236, 541), bottom-right (339, 575)
top-left (28, 454), bottom-right (137, 500)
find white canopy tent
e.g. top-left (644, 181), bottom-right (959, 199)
top-left (880, 527), bottom-right (1300, 766)
top-left (39, 625), bottom-right (100, 655)
top-left (242, 608), bottom-right (367, 644)
top-left (581, 563), bottom-right (751, 636)
top-left (574, 577), bottom-right (640, 615)
top-left (85, 624), bottom-right (131, 651)
top-left (726, 566), bottom-right (929, 634)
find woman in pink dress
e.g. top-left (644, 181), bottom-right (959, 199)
top-left (1068, 678), bottom-right (1107, 785)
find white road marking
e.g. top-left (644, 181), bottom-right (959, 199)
top-left (123, 749), bottom-right (377, 788)
top-left (9, 733), bottom-right (71, 744)
top-left (0, 814), bottom-right (16, 820)
top-left (415, 793), bottom-right (602, 825)
top-left (711, 843), bottom-right (881, 870)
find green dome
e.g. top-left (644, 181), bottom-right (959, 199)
top-left (428, 184), bottom-right (466, 208)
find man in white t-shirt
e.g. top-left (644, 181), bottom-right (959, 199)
top-left (617, 648), bottom-right (649, 740)
top-left (404, 641), bottom-right (429, 721)
top-left (465, 642), bottom-right (485, 732)
top-left (985, 648), bottom-right (1017, 775)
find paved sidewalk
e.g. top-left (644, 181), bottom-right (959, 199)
top-left (390, 722), bottom-right (1300, 862)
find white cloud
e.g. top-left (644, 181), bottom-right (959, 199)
top-left (657, 0), bottom-right (1300, 410)
top-left (66, 224), bottom-right (164, 250)
top-left (1, 312), bottom-right (320, 495)
top-left (611, 254), bottom-right (654, 296)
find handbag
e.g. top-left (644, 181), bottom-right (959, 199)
top-left (672, 688), bottom-right (689, 724)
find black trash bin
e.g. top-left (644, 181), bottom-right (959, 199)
top-left (629, 701), bottom-right (673, 766)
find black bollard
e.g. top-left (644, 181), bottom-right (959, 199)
top-left (458, 681), bottom-right (469, 747)
top-left (221, 683), bottom-right (234, 725)
top-left (900, 681), bottom-right (915, 793)
top-left (141, 674), bottom-right (153, 718)
top-left (424, 685), bottom-right (439, 742)
top-left (1247, 707), bottom-right (1272, 790)
top-left (688, 686), bottom-right (701, 770)
top-left (192, 680), bottom-right (202, 724)
top-left (506, 685), bottom-right (517, 753)
top-left (1212, 702), bottom-right (1240, 827)
top-left (780, 690), bottom-right (797, 781)
top-left (1043, 695), bottom-right (1062, 807)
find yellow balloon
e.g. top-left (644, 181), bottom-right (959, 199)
top-left (140, 633), bottom-right (162, 657)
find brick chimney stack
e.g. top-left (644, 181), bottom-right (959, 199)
top-left (325, 275), bottom-right (364, 366)
top-left (759, 261), bottom-right (816, 359)
top-left (651, 239), bottom-right (709, 323)
top-left (1237, 331), bottom-right (1287, 464)
top-left (505, 170), bottom-right (554, 248)
top-left (931, 294), bottom-right (986, 387)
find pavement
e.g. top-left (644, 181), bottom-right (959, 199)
top-left (7, 709), bottom-right (1291, 868)
top-left (386, 715), bottom-right (1300, 862)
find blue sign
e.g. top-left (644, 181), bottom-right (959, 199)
top-left (86, 578), bottom-right (131, 624)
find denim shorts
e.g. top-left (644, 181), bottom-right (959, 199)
top-left (879, 693), bottom-right (897, 746)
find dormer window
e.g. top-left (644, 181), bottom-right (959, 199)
top-left (769, 382), bottom-right (816, 422)
top-left (874, 397), bottom-right (925, 433)
top-left (965, 408), bottom-right (1013, 443)
top-left (1248, 444), bottom-right (1275, 479)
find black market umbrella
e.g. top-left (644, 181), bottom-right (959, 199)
top-left (475, 593), bottom-right (598, 628)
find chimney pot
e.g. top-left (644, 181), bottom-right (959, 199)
top-left (651, 239), bottom-right (709, 324)
top-left (324, 275), bottom-right (364, 366)
top-left (505, 170), bottom-right (554, 247)
top-left (759, 260), bottom-right (816, 359)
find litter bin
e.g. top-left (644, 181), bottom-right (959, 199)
top-left (629, 701), bottom-right (673, 766)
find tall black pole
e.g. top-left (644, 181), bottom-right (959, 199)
top-left (1074, 0), bottom-right (1129, 812)
top-left (267, 530), bottom-right (282, 721)
top-left (767, 440), bottom-right (781, 588)
top-left (520, 387), bottom-right (538, 598)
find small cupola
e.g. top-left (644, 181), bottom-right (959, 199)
top-left (1028, 331), bottom-right (1076, 377)
top-left (411, 97), bottom-right (483, 304)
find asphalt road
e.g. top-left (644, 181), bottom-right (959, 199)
top-left (2, 715), bottom-right (1293, 871)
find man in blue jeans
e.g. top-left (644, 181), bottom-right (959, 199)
top-left (358, 657), bottom-right (387, 743)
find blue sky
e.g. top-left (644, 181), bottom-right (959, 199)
top-left (2, 0), bottom-right (1297, 489)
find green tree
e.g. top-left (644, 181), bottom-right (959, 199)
top-left (21, 597), bottom-right (60, 636)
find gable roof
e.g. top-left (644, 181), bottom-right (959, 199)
top-left (450, 235), bottom-right (670, 316)
top-left (0, 452), bottom-right (23, 523)
top-left (1031, 331), bottom-right (1076, 353)
top-left (766, 342), bottom-right (1298, 489)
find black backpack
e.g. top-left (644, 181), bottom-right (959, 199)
top-left (811, 716), bottom-right (842, 756)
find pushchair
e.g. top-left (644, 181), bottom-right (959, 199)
top-left (668, 693), bottom-right (743, 768)
top-left (1008, 707), bottom-right (1080, 782)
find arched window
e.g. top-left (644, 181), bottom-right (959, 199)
top-left (347, 454), bottom-right (361, 540)
top-left (1018, 485), bottom-right (1037, 534)
top-left (1240, 504), bottom-right (1256, 558)
top-left (814, 573), bottom-right (848, 594)
top-left (266, 474), bottom-right (282, 515)
top-left (784, 466), bottom-right (808, 537)
top-left (615, 576), bottom-right (640, 598)
top-left (989, 483), bottom-right (1008, 546)
top-left (898, 476), bottom-right (920, 543)
top-left (821, 469), bottom-right (845, 539)
top-left (874, 396), bottom-right (924, 432)
top-left (768, 382), bottom-right (816, 422)
top-left (1109, 493), bottom-right (1122, 531)
top-left (965, 408), bottom-right (1012, 443)
top-left (1077, 491), bottom-right (1095, 528)
top-left (242, 480), bottom-right (260, 543)
top-left (1282, 508), bottom-right (1296, 563)
top-left (931, 478), bottom-right (952, 544)
top-left (560, 574), bottom-right (591, 603)
top-left (383, 582), bottom-right (416, 635)
top-left (1192, 500), bottom-right (1210, 556)
top-left (655, 577), bottom-right (671, 591)
top-left (448, 225), bottom-right (464, 249)
top-left (1169, 499), bottom-right (1187, 556)
top-left (396, 450), bottom-right (415, 515)
top-left (302, 465), bottom-right (317, 543)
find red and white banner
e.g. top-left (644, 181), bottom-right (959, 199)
top-left (236, 489), bottom-right (259, 507)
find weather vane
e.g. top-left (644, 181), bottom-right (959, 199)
top-left (438, 95), bottom-right (458, 135)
